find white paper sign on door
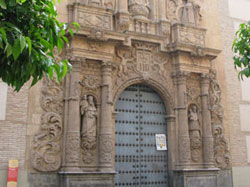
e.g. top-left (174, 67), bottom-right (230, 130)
top-left (155, 134), bottom-right (167, 151)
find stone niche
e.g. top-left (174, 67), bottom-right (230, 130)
top-left (29, 0), bottom-right (233, 187)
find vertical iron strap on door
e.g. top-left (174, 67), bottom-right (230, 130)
top-left (115, 84), bottom-right (168, 187)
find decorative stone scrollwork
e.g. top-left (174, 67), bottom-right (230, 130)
top-left (31, 77), bottom-right (64, 171)
top-left (128, 0), bottom-right (151, 19)
top-left (80, 95), bottom-right (98, 164)
top-left (179, 0), bottom-right (202, 26)
top-left (209, 70), bottom-right (230, 169)
top-left (188, 104), bottom-right (202, 162)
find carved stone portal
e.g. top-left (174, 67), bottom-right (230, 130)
top-left (80, 95), bottom-right (98, 164)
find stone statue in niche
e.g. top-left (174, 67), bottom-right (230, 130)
top-left (128, 0), bottom-right (151, 19)
top-left (80, 95), bottom-right (98, 164)
top-left (179, 0), bottom-right (201, 26)
top-left (80, 95), bottom-right (97, 150)
top-left (188, 104), bottom-right (202, 162)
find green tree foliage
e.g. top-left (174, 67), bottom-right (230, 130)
top-left (0, 0), bottom-right (79, 91)
top-left (233, 21), bottom-right (250, 79)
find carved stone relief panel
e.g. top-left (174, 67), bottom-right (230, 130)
top-left (83, 0), bottom-right (115, 9)
top-left (31, 77), bottom-right (64, 172)
top-left (99, 134), bottom-right (113, 163)
top-left (186, 73), bottom-right (201, 105)
top-left (188, 104), bottom-right (202, 163)
top-left (171, 24), bottom-right (206, 47)
top-left (113, 42), bottom-right (172, 95)
top-left (209, 70), bottom-right (230, 169)
top-left (75, 6), bottom-right (113, 30)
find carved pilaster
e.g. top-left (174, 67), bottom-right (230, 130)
top-left (118, 0), bottom-right (128, 14)
top-left (99, 61), bottom-right (115, 171)
top-left (62, 57), bottom-right (84, 171)
top-left (200, 74), bottom-right (215, 168)
top-left (159, 0), bottom-right (167, 21)
top-left (173, 71), bottom-right (191, 167)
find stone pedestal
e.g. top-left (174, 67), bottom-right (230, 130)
top-left (59, 172), bottom-right (115, 187)
top-left (173, 169), bottom-right (219, 187)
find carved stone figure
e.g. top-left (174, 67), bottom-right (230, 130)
top-left (188, 104), bottom-right (202, 162)
top-left (167, 0), bottom-right (178, 21)
top-left (179, 0), bottom-right (201, 26)
top-left (128, 0), bottom-right (151, 19)
top-left (188, 105), bottom-right (200, 138)
top-left (81, 95), bottom-right (97, 149)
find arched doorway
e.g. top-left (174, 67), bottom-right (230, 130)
top-left (114, 84), bottom-right (168, 187)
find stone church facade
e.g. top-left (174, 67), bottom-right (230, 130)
top-left (1, 0), bottom-right (248, 186)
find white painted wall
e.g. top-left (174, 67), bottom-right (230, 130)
top-left (229, 0), bottom-right (250, 21)
top-left (0, 82), bottom-right (8, 120)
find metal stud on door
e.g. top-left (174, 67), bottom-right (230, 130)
top-left (115, 84), bottom-right (168, 187)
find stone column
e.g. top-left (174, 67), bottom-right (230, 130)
top-left (159, 0), bottom-right (167, 21)
top-left (99, 61), bottom-right (115, 172)
top-left (62, 57), bottom-right (83, 172)
top-left (200, 74), bottom-right (215, 168)
top-left (175, 71), bottom-right (191, 167)
top-left (118, 0), bottom-right (128, 13)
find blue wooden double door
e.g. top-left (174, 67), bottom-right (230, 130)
top-left (115, 84), bottom-right (169, 187)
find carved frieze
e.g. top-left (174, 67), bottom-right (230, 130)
top-left (79, 12), bottom-right (112, 30)
top-left (171, 24), bottom-right (206, 47)
top-left (31, 77), bottom-right (64, 172)
top-left (209, 70), bottom-right (230, 169)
